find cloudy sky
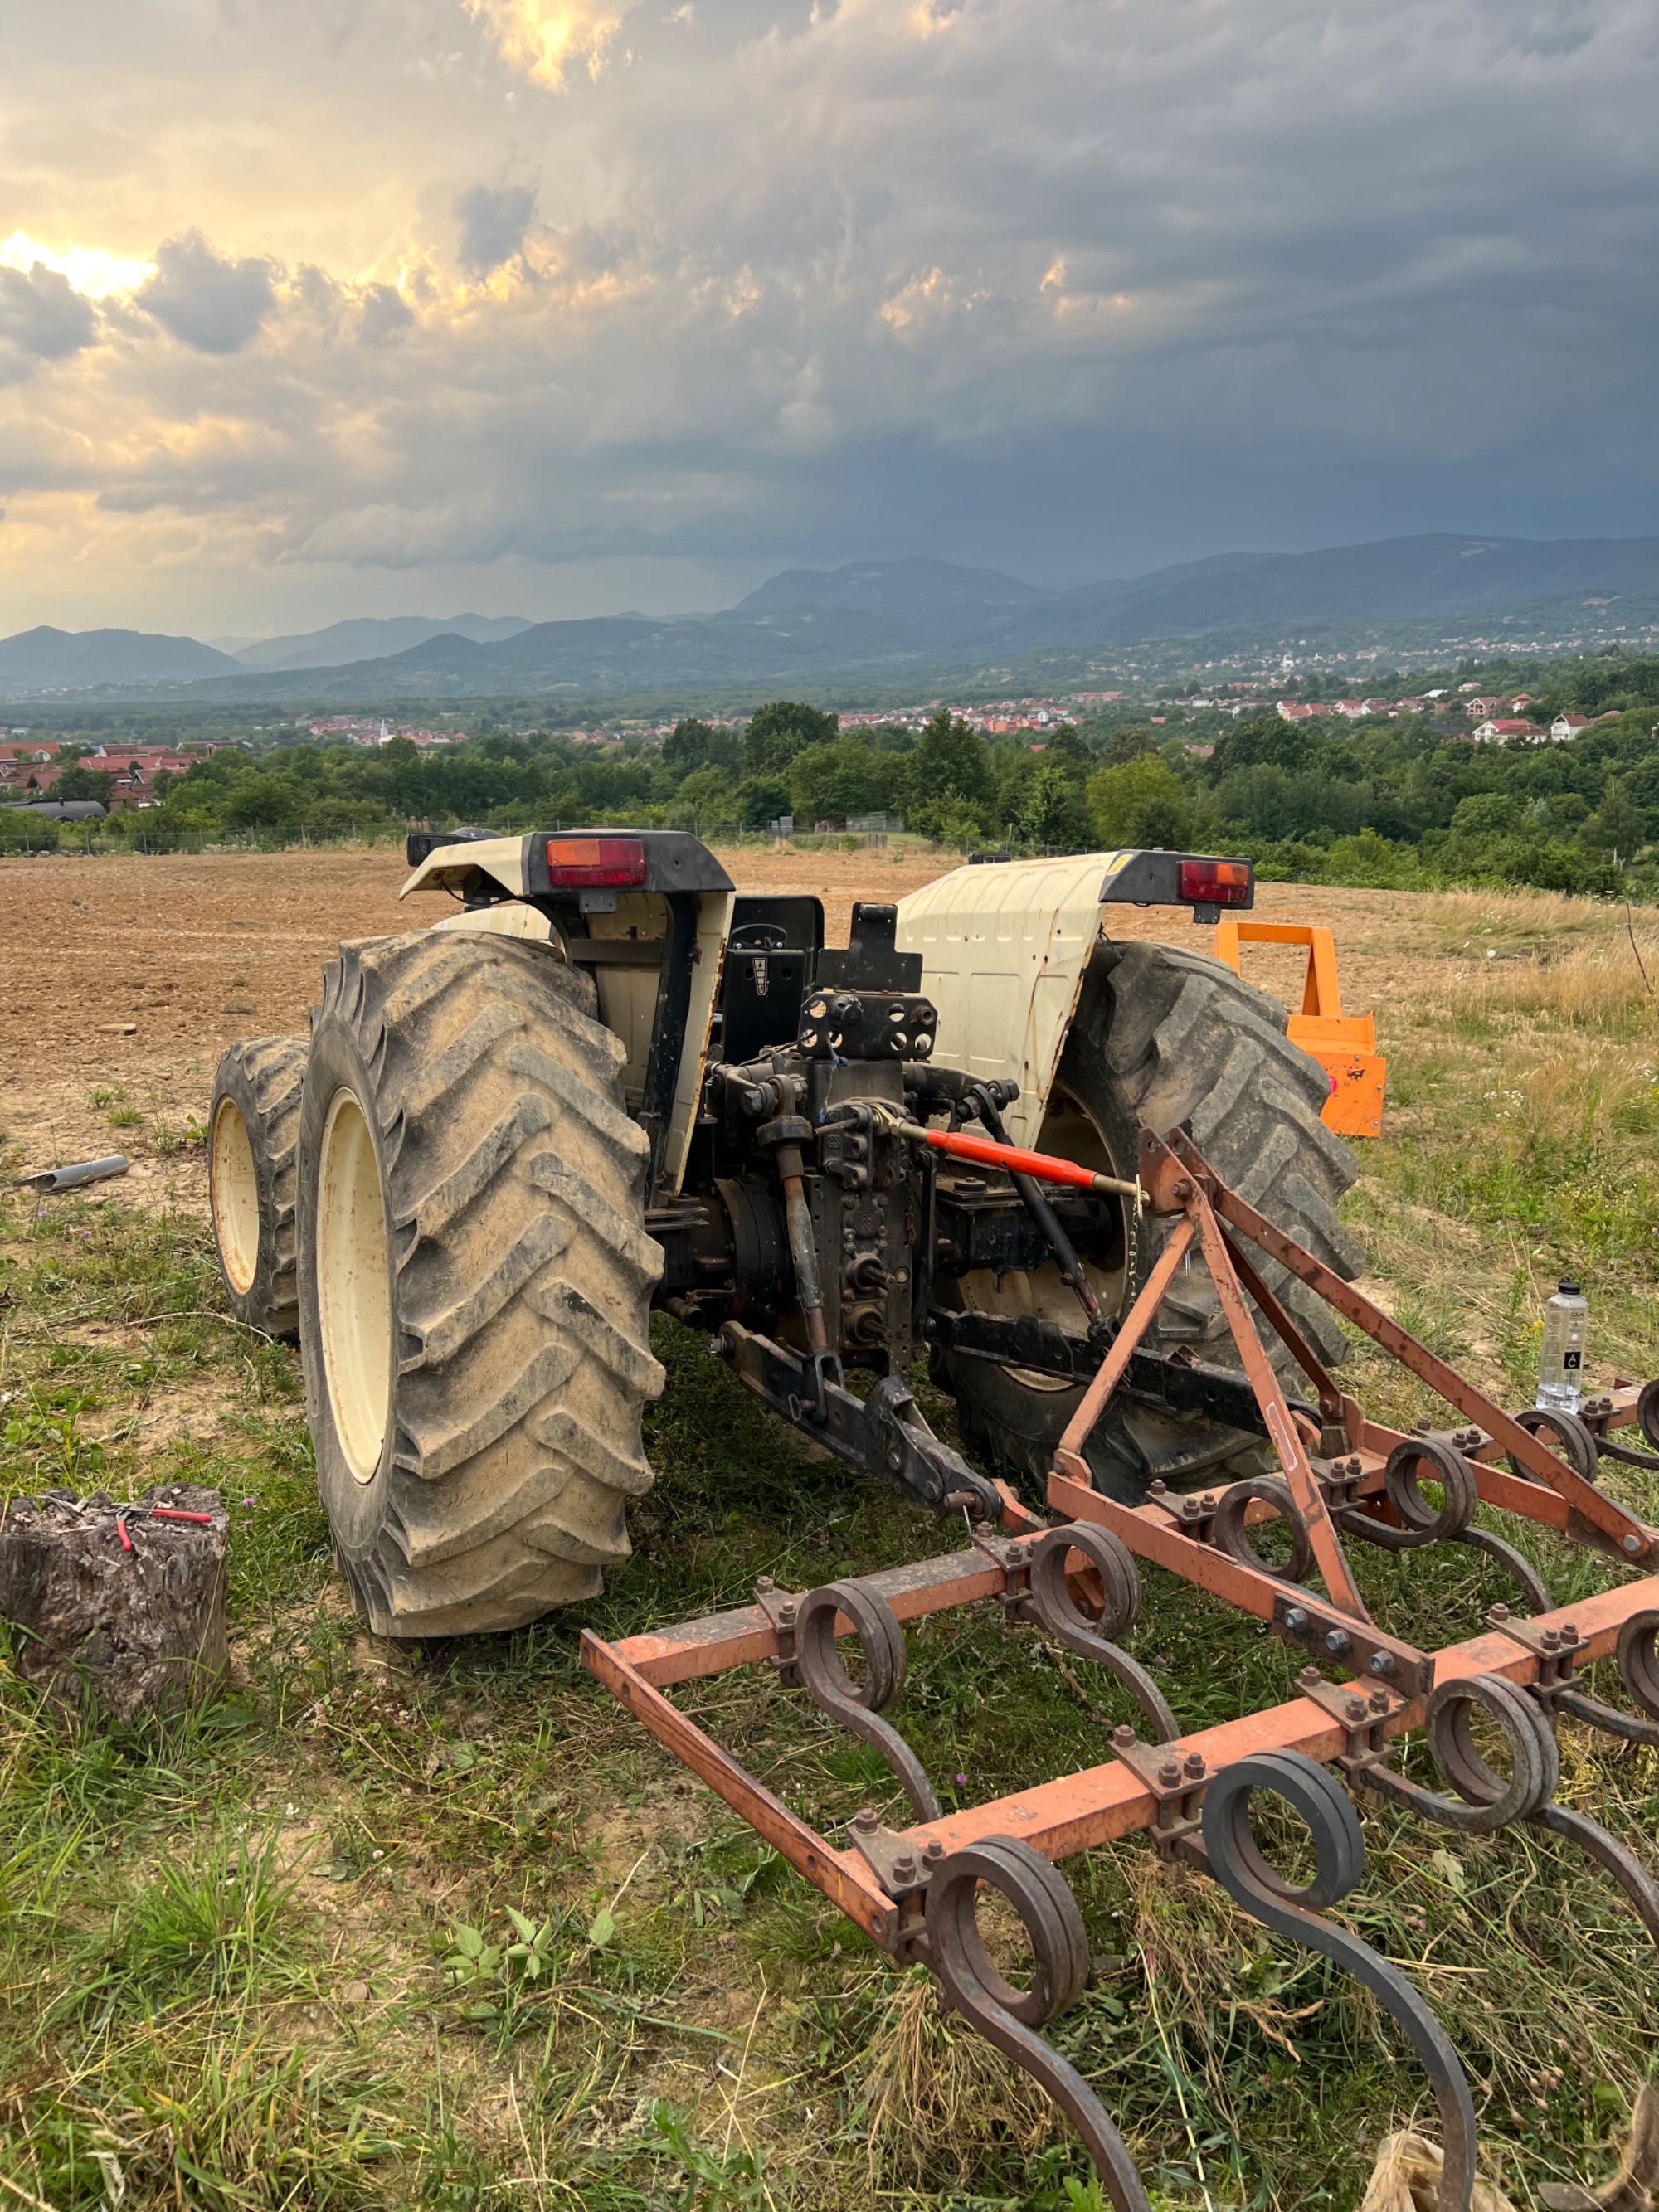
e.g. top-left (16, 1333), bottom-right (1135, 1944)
top-left (2, 0), bottom-right (1656, 638)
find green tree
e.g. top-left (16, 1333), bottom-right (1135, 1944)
top-left (664, 717), bottom-right (740, 780)
top-left (1087, 756), bottom-right (1191, 848)
top-left (51, 764), bottom-right (117, 804)
top-left (1019, 757), bottom-right (1093, 850)
top-left (671, 767), bottom-right (741, 833)
top-left (787, 741), bottom-right (894, 826)
top-left (222, 771), bottom-right (302, 834)
top-left (1579, 776), bottom-right (1647, 858)
top-left (1097, 727), bottom-right (1156, 768)
top-left (743, 701), bottom-right (839, 779)
top-left (907, 711), bottom-right (991, 810)
top-left (736, 775), bottom-right (791, 830)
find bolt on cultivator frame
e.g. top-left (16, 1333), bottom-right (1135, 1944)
top-left (586, 1125), bottom-right (1659, 2212)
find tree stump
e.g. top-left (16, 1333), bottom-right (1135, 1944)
top-left (0, 1484), bottom-right (230, 1723)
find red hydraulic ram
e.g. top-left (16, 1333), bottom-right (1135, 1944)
top-left (890, 1117), bottom-right (1141, 1200)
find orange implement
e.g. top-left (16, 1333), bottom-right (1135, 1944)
top-left (1214, 919), bottom-right (1387, 1138)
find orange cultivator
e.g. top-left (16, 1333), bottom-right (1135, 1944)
top-left (585, 1127), bottom-right (1659, 2210)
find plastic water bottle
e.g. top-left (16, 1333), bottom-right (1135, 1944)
top-left (1536, 1279), bottom-right (1588, 1414)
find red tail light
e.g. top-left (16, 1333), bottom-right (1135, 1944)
top-left (1176, 858), bottom-right (1253, 907)
top-left (545, 835), bottom-right (647, 889)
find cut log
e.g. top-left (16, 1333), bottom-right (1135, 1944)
top-left (0, 1485), bottom-right (229, 1723)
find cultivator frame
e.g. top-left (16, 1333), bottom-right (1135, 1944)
top-left (584, 1130), bottom-right (1659, 2211)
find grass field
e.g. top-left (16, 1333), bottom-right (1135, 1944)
top-left (3, 855), bottom-right (1659, 2210)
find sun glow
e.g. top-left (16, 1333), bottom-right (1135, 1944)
top-left (464, 0), bottom-right (623, 88)
top-left (0, 231), bottom-right (154, 299)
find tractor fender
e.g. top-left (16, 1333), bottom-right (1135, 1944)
top-left (896, 850), bottom-right (1168, 1150)
top-left (399, 834), bottom-right (530, 900)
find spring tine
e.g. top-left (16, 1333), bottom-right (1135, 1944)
top-left (1532, 1802), bottom-right (1659, 1948)
top-left (1199, 1752), bottom-right (1477, 2212)
top-left (1055, 1628), bottom-right (1181, 1745)
top-left (791, 1580), bottom-right (942, 1823)
top-left (1553, 1686), bottom-right (1659, 1749)
top-left (1024, 1523), bottom-right (1179, 1740)
top-left (1447, 1527), bottom-right (1555, 1614)
top-left (926, 1837), bottom-right (1151, 2212)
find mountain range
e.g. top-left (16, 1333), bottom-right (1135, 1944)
top-left (6, 533), bottom-right (1659, 703)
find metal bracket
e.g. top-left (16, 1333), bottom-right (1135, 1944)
top-left (967, 1522), bottom-right (1039, 1620)
top-left (1313, 1456), bottom-right (1368, 1514)
top-left (1273, 1591), bottom-right (1435, 1695)
top-left (1108, 1727), bottom-right (1209, 1862)
top-left (846, 1807), bottom-right (938, 1898)
top-left (1483, 1603), bottom-right (1586, 1708)
top-left (753, 1578), bottom-right (803, 1686)
top-left (1294, 1667), bottom-right (1407, 1779)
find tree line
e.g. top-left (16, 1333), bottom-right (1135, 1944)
top-left (8, 665), bottom-right (1659, 898)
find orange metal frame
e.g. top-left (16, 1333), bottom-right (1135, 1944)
top-left (584, 1127), bottom-right (1659, 1937)
top-left (1214, 918), bottom-right (1387, 1137)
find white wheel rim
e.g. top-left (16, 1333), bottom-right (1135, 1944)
top-left (211, 1096), bottom-right (261, 1297)
top-left (315, 1087), bottom-right (392, 1484)
top-left (960, 1086), bottom-right (1130, 1390)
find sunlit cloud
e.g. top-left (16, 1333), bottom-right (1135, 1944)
top-left (0, 231), bottom-right (153, 302)
top-left (2, 0), bottom-right (1659, 634)
top-left (463, 0), bottom-right (625, 88)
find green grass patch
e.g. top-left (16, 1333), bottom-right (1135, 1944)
top-left (5, 931), bottom-right (1659, 2208)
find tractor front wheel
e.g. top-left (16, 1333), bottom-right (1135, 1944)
top-left (209, 1036), bottom-right (307, 1341)
top-left (295, 928), bottom-right (664, 1638)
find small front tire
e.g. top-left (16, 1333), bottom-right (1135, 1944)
top-left (208, 1036), bottom-right (307, 1341)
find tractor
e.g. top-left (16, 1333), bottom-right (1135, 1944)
top-left (207, 829), bottom-right (1353, 1639)
top-left (207, 828), bottom-right (1659, 2205)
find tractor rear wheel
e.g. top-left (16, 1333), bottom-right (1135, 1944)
top-left (209, 1036), bottom-right (307, 1341)
top-left (939, 938), bottom-right (1363, 1500)
top-left (295, 929), bottom-right (664, 1638)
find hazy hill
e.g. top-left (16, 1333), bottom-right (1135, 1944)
top-left (11, 532), bottom-right (1659, 705)
top-left (0, 626), bottom-right (238, 690)
top-left (178, 605), bottom-right (926, 704)
top-left (233, 613), bottom-right (533, 672)
top-left (1002, 533), bottom-right (1659, 648)
top-left (736, 557), bottom-right (1054, 622)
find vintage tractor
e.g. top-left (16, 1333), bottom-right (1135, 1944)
top-left (208, 829), bottom-right (1659, 2209)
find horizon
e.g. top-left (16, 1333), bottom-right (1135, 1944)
top-left (12, 527), bottom-right (1659, 650)
top-left (5, 4), bottom-right (1658, 638)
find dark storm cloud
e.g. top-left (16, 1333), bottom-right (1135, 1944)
top-left (0, 262), bottom-right (95, 377)
top-left (7, 0), bottom-right (1659, 620)
top-left (137, 231), bottom-right (275, 354)
top-left (454, 184), bottom-right (536, 276)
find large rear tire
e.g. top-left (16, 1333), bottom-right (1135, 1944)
top-left (939, 938), bottom-right (1363, 1499)
top-left (209, 1037), bottom-right (307, 1342)
top-left (296, 929), bottom-right (664, 1638)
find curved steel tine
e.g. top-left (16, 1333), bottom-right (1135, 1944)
top-left (1543, 1608), bottom-right (1659, 1748)
top-left (1447, 1526), bottom-right (1555, 1614)
top-left (1026, 1523), bottom-right (1181, 1742)
top-left (1055, 1628), bottom-right (1182, 1745)
top-left (926, 1836), bottom-right (1151, 2212)
top-left (1553, 1685), bottom-right (1659, 1750)
top-left (1359, 1674), bottom-right (1559, 1836)
top-left (1199, 1752), bottom-right (1477, 2212)
top-left (1532, 1801), bottom-right (1659, 1947)
top-left (792, 1580), bottom-right (941, 1823)
top-left (1339, 1514), bottom-right (1558, 1627)
top-left (1340, 1507), bottom-right (1422, 1553)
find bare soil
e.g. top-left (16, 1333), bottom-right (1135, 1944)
top-left (2, 841), bottom-right (1428, 1188)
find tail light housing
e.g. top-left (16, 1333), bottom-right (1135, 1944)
top-left (544, 835), bottom-right (648, 889)
top-left (1176, 858), bottom-right (1253, 908)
